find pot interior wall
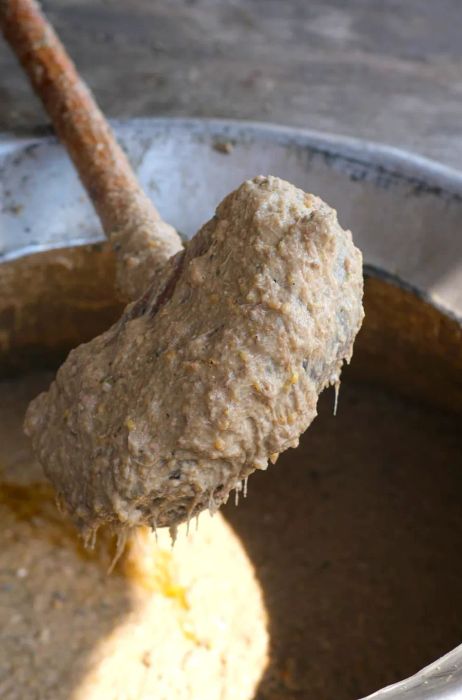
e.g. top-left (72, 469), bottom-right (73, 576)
top-left (1, 246), bottom-right (461, 412)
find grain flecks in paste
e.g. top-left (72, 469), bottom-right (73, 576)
top-left (25, 176), bottom-right (364, 537)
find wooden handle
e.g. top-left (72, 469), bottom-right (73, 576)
top-left (0, 0), bottom-right (182, 299)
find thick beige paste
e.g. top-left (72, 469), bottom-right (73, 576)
top-left (3, 371), bottom-right (462, 700)
top-left (0, 372), bottom-right (268, 700)
top-left (24, 176), bottom-right (363, 536)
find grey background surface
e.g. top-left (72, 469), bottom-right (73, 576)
top-left (0, 0), bottom-right (461, 169)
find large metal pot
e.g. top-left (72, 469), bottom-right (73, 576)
top-left (1, 119), bottom-right (461, 699)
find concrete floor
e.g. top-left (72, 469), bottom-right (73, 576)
top-left (1, 0), bottom-right (461, 169)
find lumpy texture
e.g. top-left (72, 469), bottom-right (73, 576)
top-left (25, 176), bottom-right (364, 536)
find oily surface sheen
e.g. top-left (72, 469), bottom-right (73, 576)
top-left (25, 176), bottom-right (364, 535)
